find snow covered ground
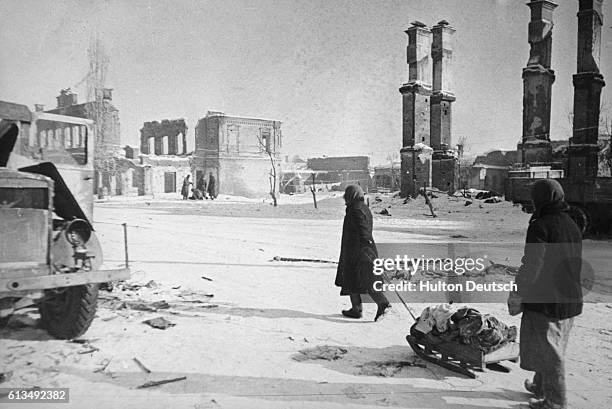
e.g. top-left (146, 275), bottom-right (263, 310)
top-left (1, 194), bottom-right (611, 408)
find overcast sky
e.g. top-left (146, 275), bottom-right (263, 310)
top-left (1, 0), bottom-right (611, 164)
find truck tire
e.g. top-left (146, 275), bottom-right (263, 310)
top-left (39, 284), bottom-right (99, 339)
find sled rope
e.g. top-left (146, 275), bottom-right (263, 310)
top-left (380, 271), bottom-right (417, 321)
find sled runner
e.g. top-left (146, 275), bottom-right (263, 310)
top-left (406, 333), bottom-right (519, 378)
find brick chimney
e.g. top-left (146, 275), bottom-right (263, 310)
top-left (56, 89), bottom-right (77, 108)
top-left (568, 0), bottom-right (606, 178)
top-left (101, 88), bottom-right (113, 101)
top-left (518, 0), bottom-right (558, 164)
top-left (430, 19), bottom-right (456, 151)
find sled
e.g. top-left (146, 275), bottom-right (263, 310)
top-left (406, 333), bottom-right (519, 378)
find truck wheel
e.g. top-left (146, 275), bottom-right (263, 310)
top-left (39, 284), bottom-right (99, 339)
top-left (568, 205), bottom-right (590, 236)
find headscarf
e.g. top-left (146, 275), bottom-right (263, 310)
top-left (344, 184), bottom-right (364, 206)
top-left (530, 179), bottom-right (569, 219)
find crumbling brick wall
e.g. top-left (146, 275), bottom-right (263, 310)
top-left (401, 145), bottom-right (432, 197)
top-left (140, 119), bottom-right (188, 155)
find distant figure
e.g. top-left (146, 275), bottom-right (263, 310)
top-left (335, 184), bottom-right (390, 321)
top-left (190, 188), bottom-right (204, 200)
top-left (197, 175), bottom-right (207, 192)
top-left (515, 179), bottom-right (583, 409)
top-left (207, 172), bottom-right (217, 200)
top-left (181, 175), bottom-right (192, 200)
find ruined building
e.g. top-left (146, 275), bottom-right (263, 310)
top-left (568, 0), bottom-right (606, 178)
top-left (400, 20), bottom-right (457, 197)
top-left (140, 119), bottom-right (188, 156)
top-left (46, 89), bottom-right (122, 157)
top-left (138, 119), bottom-right (192, 196)
top-left (506, 0), bottom-right (610, 233)
top-left (44, 88), bottom-right (124, 195)
top-left (194, 112), bottom-right (282, 198)
top-left (517, 0), bottom-right (557, 164)
top-left (515, 0), bottom-right (606, 176)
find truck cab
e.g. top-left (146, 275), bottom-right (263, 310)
top-left (0, 102), bottom-right (129, 339)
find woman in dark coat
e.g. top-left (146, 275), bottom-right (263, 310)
top-left (335, 184), bottom-right (390, 321)
top-left (181, 175), bottom-right (192, 200)
top-left (515, 179), bottom-right (583, 409)
top-left (207, 172), bottom-right (217, 200)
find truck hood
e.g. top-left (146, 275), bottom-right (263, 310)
top-left (0, 121), bottom-right (18, 167)
top-left (19, 162), bottom-right (92, 228)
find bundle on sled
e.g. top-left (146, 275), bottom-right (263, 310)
top-left (406, 304), bottom-right (519, 378)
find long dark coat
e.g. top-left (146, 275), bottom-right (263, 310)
top-left (207, 174), bottom-right (216, 198)
top-left (335, 201), bottom-right (378, 295)
top-left (515, 204), bottom-right (583, 319)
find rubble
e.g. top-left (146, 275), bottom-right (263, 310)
top-left (136, 376), bottom-right (187, 389)
top-left (293, 345), bottom-right (348, 361)
top-left (272, 256), bottom-right (337, 264)
top-left (358, 360), bottom-right (426, 377)
top-left (6, 313), bottom-right (39, 329)
top-left (0, 371), bottom-right (13, 383)
top-left (93, 359), bottom-right (111, 373)
top-left (133, 357), bottom-right (151, 373)
top-left (379, 208), bottom-right (391, 216)
top-left (127, 300), bottom-right (170, 311)
top-left (142, 317), bottom-right (175, 330)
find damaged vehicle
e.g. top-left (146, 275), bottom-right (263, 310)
top-left (0, 101), bottom-right (129, 339)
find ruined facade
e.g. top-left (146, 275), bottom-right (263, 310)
top-left (45, 89), bottom-right (123, 195)
top-left (47, 89), bottom-right (122, 157)
top-left (400, 20), bottom-right (457, 197)
top-left (134, 118), bottom-right (192, 197)
top-left (306, 156), bottom-right (372, 190)
top-left (137, 154), bottom-right (193, 197)
top-left (140, 119), bottom-right (188, 156)
top-left (518, 0), bottom-right (558, 164)
top-left (568, 0), bottom-right (606, 178)
top-left (194, 112), bottom-right (282, 198)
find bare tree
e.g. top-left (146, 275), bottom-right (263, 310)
top-left (309, 173), bottom-right (317, 209)
top-left (385, 151), bottom-right (400, 191)
top-left (256, 134), bottom-right (278, 207)
top-left (456, 136), bottom-right (471, 195)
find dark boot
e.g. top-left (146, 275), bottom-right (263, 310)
top-left (525, 372), bottom-right (544, 399)
top-left (374, 302), bottom-right (391, 321)
top-left (341, 308), bottom-right (362, 318)
top-left (342, 294), bottom-right (363, 319)
top-left (370, 291), bottom-right (390, 322)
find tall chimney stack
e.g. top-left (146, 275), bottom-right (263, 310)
top-left (430, 19), bottom-right (455, 151)
top-left (400, 21), bottom-right (432, 148)
top-left (519, 0), bottom-right (557, 164)
top-left (399, 21), bottom-right (434, 197)
top-left (568, 0), bottom-right (605, 178)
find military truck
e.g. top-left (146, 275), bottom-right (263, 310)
top-left (506, 166), bottom-right (612, 235)
top-left (0, 101), bottom-right (129, 339)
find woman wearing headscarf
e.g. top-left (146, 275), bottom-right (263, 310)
top-left (181, 175), bottom-right (192, 200)
top-left (515, 179), bottom-right (583, 409)
top-left (335, 184), bottom-right (390, 321)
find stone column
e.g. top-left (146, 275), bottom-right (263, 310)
top-left (518, 0), bottom-right (557, 164)
top-left (430, 20), bottom-right (458, 191)
top-left (430, 20), bottom-right (456, 151)
top-left (568, 0), bottom-right (605, 178)
top-left (400, 22), bottom-right (433, 197)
